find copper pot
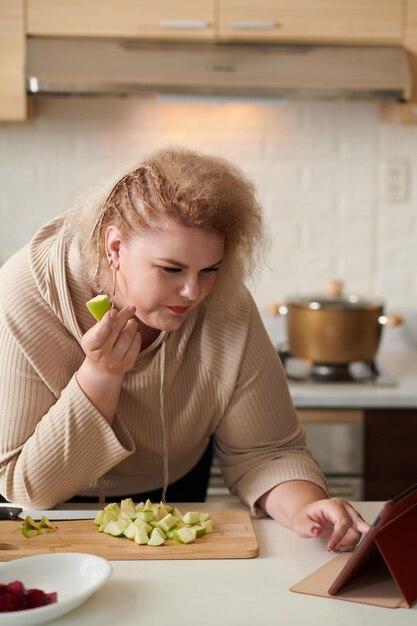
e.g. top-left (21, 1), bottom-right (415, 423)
top-left (268, 280), bottom-right (403, 364)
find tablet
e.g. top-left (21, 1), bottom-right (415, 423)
top-left (328, 482), bottom-right (417, 601)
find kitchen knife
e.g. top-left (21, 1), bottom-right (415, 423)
top-left (0, 506), bottom-right (98, 521)
top-left (0, 506), bottom-right (22, 520)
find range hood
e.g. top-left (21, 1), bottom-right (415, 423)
top-left (26, 37), bottom-right (412, 102)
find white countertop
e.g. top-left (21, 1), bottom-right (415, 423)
top-left (289, 348), bottom-right (417, 409)
top-left (289, 371), bottom-right (417, 409)
top-left (10, 501), bottom-right (415, 625)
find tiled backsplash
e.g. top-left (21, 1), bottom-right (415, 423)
top-left (1, 95), bottom-right (416, 315)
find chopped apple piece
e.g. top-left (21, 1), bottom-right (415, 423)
top-left (158, 513), bottom-right (177, 533)
top-left (134, 528), bottom-right (149, 545)
top-left (190, 525), bottom-right (206, 539)
top-left (173, 527), bottom-right (195, 544)
top-left (200, 520), bottom-right (214, 534)
top-left (182, 511), bottom-right (200, 525)
top-left (86, 295), bottom-right (111, 321)
top-left (148, 528), bottom-right (166, 546)
top-left (104, 519), bottom-right (130, 536)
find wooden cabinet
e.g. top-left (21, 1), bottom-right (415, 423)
top-left (1, 0), bottom-right (410, 122)
top-left (403, 0), bottom-right (417, 100)
top-left (365, 409), bottom-right (417, 500)
top-left (217, 0), bottom-right (403, 45)
top-left (27, 0), bottom-right (403, 44)
top-left (27, 0), bottom-right (216, 40)
top-left (380, 1), bottom-right (417, 123)
top-left (0, 0), bottom-right (26, 121)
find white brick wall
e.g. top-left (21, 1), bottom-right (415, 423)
top-left (1, 95), bottom-right (416, 318)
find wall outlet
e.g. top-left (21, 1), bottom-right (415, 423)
top-left (380, 159), bottom-right (409, 202)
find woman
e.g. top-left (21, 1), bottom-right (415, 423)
top-left (0, 147), bottom-right (368, 551)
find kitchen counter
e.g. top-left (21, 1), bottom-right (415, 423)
top-left (289, 348), bottom-right (417, 409)
top-left (9, 501), bottom-right (415, 626)
top-left (289, 371), bottom-right (417, 409)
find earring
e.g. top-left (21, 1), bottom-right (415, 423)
top-left (112, 264), bottom-right (117, 297)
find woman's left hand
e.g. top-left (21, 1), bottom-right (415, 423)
top-left (292, 497), bottom-right (371, 551)
top-left (257, 482), bottom-right (370, 552)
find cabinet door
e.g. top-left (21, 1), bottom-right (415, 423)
top-left (218, 0), bottom-right (403, 44)
top-left (0, 0), bottom-right (26, 121)
top-left (365, 409), bottom-right (417, 500)
top-left (27, 0), bottom-right (215, 40)
top-left (404, 0), bottom-right (417, 100)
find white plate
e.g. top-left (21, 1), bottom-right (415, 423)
top-left (0, 552), bottom-right (112, 625)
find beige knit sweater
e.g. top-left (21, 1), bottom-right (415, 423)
top-left (0, 215), bottom-right (327, 512)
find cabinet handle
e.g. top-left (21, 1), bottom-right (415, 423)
top-left (227, 21), bottom-right (279, 30)
top-left (159, 20), bottom-right (211, 30)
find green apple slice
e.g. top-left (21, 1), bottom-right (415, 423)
top-left (86, 294), bottom-right (112, 321)
top-left (173, 527), bottom-right (195, 544)
top-left (137, 510), bottom-right (153, 523)
top-left (124, 522), bottom-right (140, 540)
top-left (182, 511), bottom-right (200, 525)
top-left (94, 510), bottom-right (105, 526)
top-left (158, 513), bottom-right (177, 533)
top-left (120, 497), bottom-right (136, 516)
top-left (104, 519), bottom-right (130, 536)
top-left (190, 525), bottom-right (206, 539)
top-left (148, 528), bottom-right (166, 546)
top-left (143, 498), bottom-right (153, 511)
top-left (134, 528), bottom-right (149, 545)
top-left (200, 519), bottom-right (214, 534)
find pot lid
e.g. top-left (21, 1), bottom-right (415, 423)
top-left (288, 279), bottom-right (383, 310)
top-left (288, 296), bottom-right (383, 311)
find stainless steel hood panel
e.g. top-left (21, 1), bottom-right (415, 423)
top-left (26, 37), bottom-right (411, 101)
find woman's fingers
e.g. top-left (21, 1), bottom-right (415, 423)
top-left (82, 305), bottom-right (142, 373)
top-left (327, 507), bottom-right (369, 551)
top-left (103, 306), bottom-right (137, 349)
top-left (112, 319), bottom-right (141, 364)
top-left (326, 514), bottom-right (356, 550)
top-left (123, 327), bottom-right (143, 367)
top-left (295, 498), bottom-right (370, 551)
top-left (331, 527), bottom-right (363, 552)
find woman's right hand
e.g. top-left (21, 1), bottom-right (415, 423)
top-left (81, 305), bottom-right (142, 376)
top-left (77, 305), bottom-right (142, 423)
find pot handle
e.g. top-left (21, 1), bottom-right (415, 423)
top-left (326, 278), bottom-right (344, 299)
top-left (378, 313), bottom-right (404, 327)
top-left (267, 303), bottom-right (288, 316)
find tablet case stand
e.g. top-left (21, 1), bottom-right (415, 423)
top-left (290, 483), bottom-right (417, 609)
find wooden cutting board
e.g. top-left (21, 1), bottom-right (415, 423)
top-left (0, 509), bottom-right (259, 561)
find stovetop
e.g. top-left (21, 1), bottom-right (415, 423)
top-left (277, 347), bottom-right (397, 387)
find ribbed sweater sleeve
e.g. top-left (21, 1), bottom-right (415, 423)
top-left (0, 319), bottom-right (135, 508)
top-left (214, 294), bottom-right (328, 516)
top-left (0, 241), bottom-right (136, 508)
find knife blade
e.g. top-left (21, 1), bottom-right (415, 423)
top-left (0, 506), bottom-right (98, 521)
top-left (19, 510), bottom-right (99, 521)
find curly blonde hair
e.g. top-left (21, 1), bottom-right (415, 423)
top-left (65, 146), bottom-right (267, 306)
